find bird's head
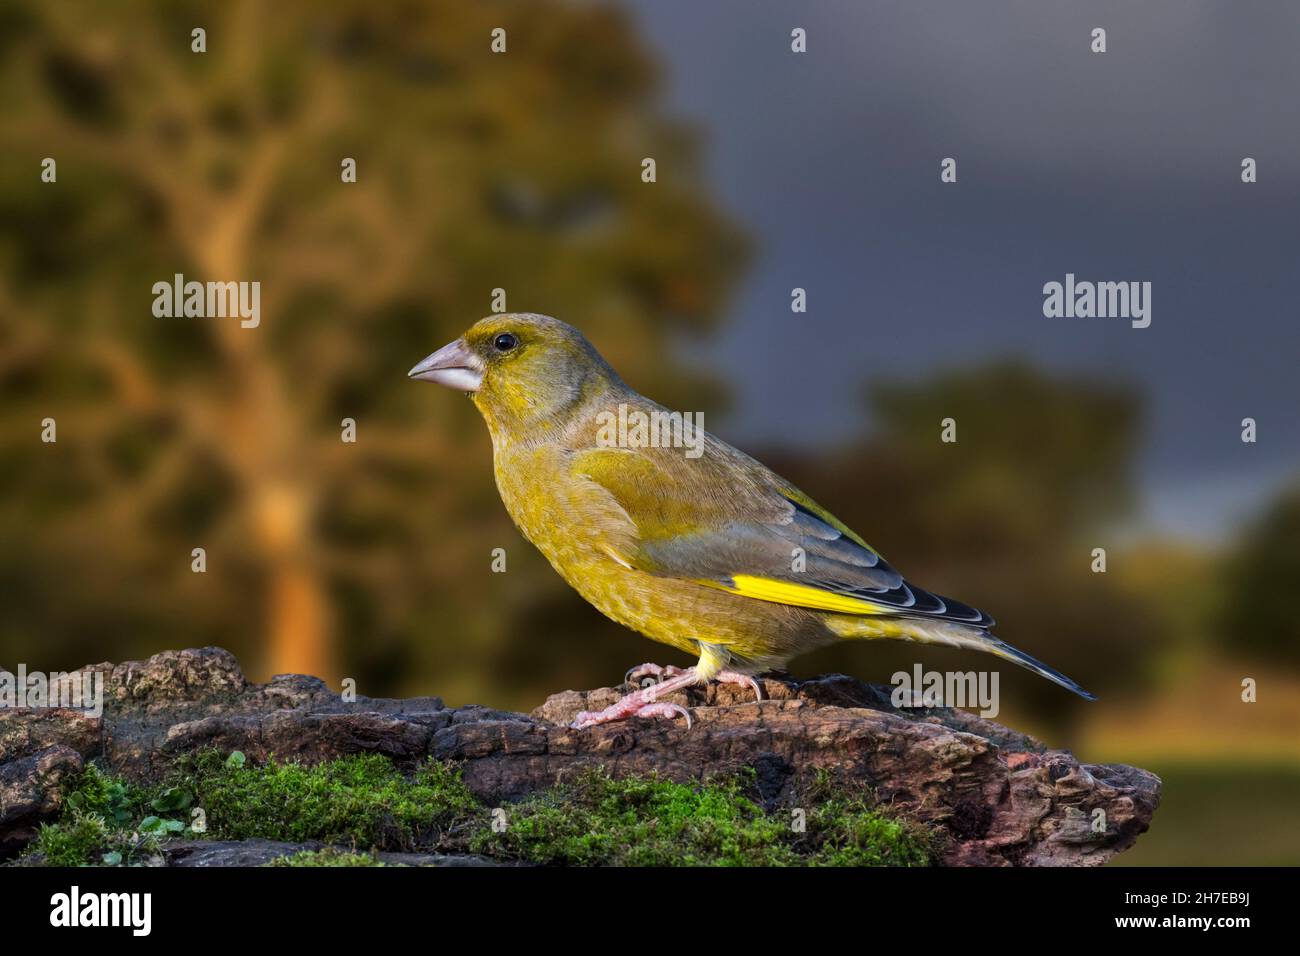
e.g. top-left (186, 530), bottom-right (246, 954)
top-left (409, 313), bottom-right (619, 439)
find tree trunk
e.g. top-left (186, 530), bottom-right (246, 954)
top-left (193, 131), bottom-right (335, 686)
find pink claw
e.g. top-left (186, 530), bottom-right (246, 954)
top-left (714, 669), bottom-right (764, 702)
top-left (628, 701), bottom-right (693, 729)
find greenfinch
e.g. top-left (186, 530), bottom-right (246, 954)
top-left (410, 314), bottom-right (1095, 728)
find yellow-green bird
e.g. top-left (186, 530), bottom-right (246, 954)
top-left (410, 313), bottom-right (1095, 729)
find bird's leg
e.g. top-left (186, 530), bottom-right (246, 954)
top-left (571, 667), bottom-right (700, 730)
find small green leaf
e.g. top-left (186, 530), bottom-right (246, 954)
top-left (226, 751), bottom-right (246, 769)
top-left (138, 816), bottom-right (163, 833)
top-left (102, 851), bottom-right (123, 866)
top-left (150, 787), bottom-right (193, 812)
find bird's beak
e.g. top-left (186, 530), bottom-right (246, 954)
top-left (408, 338), bottom-right (484, 392)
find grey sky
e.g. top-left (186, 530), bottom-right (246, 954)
top-left (626, 0), bottom-right (1300, 540)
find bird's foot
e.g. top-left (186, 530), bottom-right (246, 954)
top-left (624, 662), bottom-right (689, 686)
top-left (712, 669), bottom-right (765, 702)
top-left (572, 664), bottom-right (764, 729)
top-left (572, 666), bottom-right (700, 730)
top-left (624, 663), bottom-right (763, 702)
top-left (571, 697), bottom-right (693, 730)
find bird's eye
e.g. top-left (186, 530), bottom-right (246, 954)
top-left (493, 333), bottom-right (518, 353)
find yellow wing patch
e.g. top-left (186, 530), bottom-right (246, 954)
top-left (701, 574), bottom-right (891, 615)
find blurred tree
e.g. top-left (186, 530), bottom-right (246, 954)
top-left (863, 361), bottom-right (1140, 551)
top-left (1220, 484), bottom-right (1300, 668)
top-left (761, 362), bottom-right (1161, 730)
top-left (0, 0), bottom-right (746, 690)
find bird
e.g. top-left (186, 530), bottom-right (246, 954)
top-left (409, 313), bottom-right (1096, 729)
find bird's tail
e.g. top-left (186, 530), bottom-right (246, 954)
top-left (825, 614), bottom-right (1097, 701)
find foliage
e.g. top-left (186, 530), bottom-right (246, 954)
top-left (1220, 484), bottom-right (1300, 667)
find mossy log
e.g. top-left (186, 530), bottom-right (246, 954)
top-left (0, 647), bottom-right (1160, 865)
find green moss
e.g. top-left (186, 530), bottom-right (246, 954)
top-left (34, 812), bottom-right (110, 866)
top-left (802, 796), bottom-right (934, 866)
top-left (32, 812), bottom-right (167, 867)
top-left (796, 768), bottom-right (937, 866)
top-left (24, 752), bottom-right (481, 864)
top-left (168, 750), bottom-right (482, 850)
top-left (23, 752), bottom-right (935, 867)
top-left (266, 848), bottom-right (388, 867)
top-left (470, 768), bottom-right (933, 866)
top-left (59, 763), bottom-right (148, 826)
top-left (27, 765), bottom-right (168, 866)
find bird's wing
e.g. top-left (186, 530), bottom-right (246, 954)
top-left (571, 445), bottom-right (993, 627)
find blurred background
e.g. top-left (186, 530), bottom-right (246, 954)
top-left (0, 1), bottom-right (1296, 863)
